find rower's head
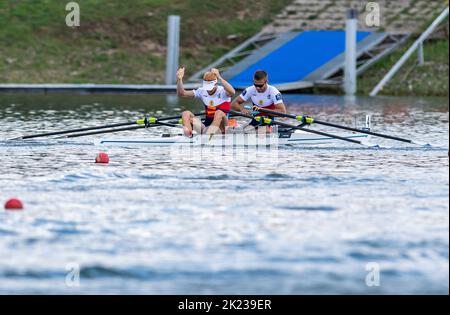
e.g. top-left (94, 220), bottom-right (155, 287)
top-left (203, 72), bottom-right (218, 95)
top-left (253, 70), bottom-right (268, 93)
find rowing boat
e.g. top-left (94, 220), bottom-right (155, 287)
top-left (94, 130), bottom-right (370, 147)
top-left (18, 112), bottom-right (431, 149)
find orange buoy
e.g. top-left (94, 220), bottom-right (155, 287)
top-left (95, 152), bottom-right (110, 164)
top-left (4, 198), bottom-right (23, 210)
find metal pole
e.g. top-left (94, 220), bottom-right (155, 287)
top-left (165, 15), bottom-right (180, 85)
top-left (418, 41), bottom-right (424, 65)
top-left (370, 7), bottom-right (449, 96)
top-left (344, 9), bottom-right (358, 96)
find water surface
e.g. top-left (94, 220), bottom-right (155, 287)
top-left (0, 93), bottom-right (448, 294)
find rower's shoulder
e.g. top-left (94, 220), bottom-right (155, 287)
top-left (241, 85), bottom-right (256, 95)
top-left (267, 85), bottom-right (281, 94)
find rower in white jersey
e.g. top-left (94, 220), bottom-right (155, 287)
top-left (176, 67), bottom-right (236, 137)
top-left (232, 70), bottom-right (287, 133)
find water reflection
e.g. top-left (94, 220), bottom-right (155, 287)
top-left (0, 93), bottom-right (448, 294)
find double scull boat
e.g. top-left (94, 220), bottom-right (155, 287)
top-left (13, 110), bottom-right (433, 149)
top-left (95, 129), bottom-right (370, 147)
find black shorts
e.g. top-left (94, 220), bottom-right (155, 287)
top-left (203, 113), bottom-right (229, 128)
top-left (203, 117), bottom-right (214, 127)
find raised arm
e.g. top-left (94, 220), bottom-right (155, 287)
top-left (176, 67), bottom-right (195, 98)
top-left (211, 68), bottom-right (235, 96)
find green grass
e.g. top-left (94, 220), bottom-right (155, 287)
top-left (357, 14), bottom-right (449, 97)
top-left (0, 0), bottom-right (291, 84)
top-left (358, 37), bottom-right (449, 96)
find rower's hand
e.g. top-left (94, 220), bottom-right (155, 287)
top-left (176, 67), bottom-right (185, 81)
top-left (252, 106), bottom-right (261, 112)
top-left (241, 108), bottom-right (251, 115)
top-left (211, 68), bottom-right (222, 80)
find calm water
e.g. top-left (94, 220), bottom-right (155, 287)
top-left (0, 93), bottom-right (448, 294)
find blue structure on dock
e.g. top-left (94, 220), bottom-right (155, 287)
top-left (189, 29), bottom-right (408, 92)
top-left (228, 30), bottom-right (370, 87)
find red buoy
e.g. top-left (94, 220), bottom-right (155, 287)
top-left (95, 152), bottom-right (110, 164)
top-left (4, 198), bottom-right (24, 210)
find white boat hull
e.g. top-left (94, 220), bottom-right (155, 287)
top-left (95, 131), bottom-right (369, 147)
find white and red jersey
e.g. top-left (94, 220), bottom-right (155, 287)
top-left (239, 85), bottom-right (283, 110)
top-left (194, 86), bottom-right (232, 118)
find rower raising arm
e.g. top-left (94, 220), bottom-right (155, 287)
top-left (211, 68), bottom-right (236, 97)
top-left (176, 67), bottom-right (236, 137)
top-left (177, 67), bottom-right (235, 98)
top-left (176, 67), bottom-right (195, 98)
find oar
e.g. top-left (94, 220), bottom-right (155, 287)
top-left (254, 107), bottom-right (429, 146)
top-left (11, 112), bottom-right (204, 140)
top-left (60, 121), bottom-right (180, 139)
top-left (228, 110), bottom-right (379, 147)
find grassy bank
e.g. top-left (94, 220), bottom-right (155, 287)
top-left (0, 0), bottom-right (291, 84)
top-left (357, 27), bottom-right (449, 97)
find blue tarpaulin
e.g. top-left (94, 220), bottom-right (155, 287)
top-left (229, 30), bottom-right (371, 87)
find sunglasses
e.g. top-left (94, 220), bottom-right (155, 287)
top-left (254, 82), bottom-right (267, 88)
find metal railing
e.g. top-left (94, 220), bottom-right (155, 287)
top-left (370, 7), bottom-right (449, 96)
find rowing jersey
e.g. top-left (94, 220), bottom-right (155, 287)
top-left (239, 85), bottom-right (283, 127)
top-left (194, 86), bottom-right (232, 119)
top-left (239, 85), bottom-right (283, 111)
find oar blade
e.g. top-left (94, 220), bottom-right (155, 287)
top-left (411, 141), bottom-right (440, 148)
top-left (360, 140), bottom-right (391, 149)
top-left (8, 136), bottom-right (24, 141)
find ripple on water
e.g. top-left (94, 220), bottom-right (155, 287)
top-left (78, 266), bottom-right (289, 281)
top-left (277, 205), bottom-right (338, 212)
top-left (0, 94), bottom-right (448, 294)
